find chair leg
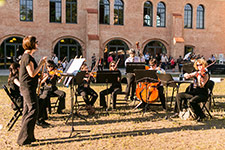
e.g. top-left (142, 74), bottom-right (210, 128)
top-left (203, 105), bottom-right (212, 119)
top-left (7, 111), bottom-right (22, 131)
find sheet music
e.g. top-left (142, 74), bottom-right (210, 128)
top-left (63, 58), bottom-right (85, 86)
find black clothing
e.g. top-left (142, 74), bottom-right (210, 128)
top-left (9, 76), bottom-right (23, 109)
top-left (19, 53), bottom-right (38, 88)
top-left (17, 53), bottom-right (38, 146)
top-left (77, 73), bottom-right (98, 106)
top-left (98, 58), bottom-right (104, 71)
top-left (100, 71), bottom-right (122, 109)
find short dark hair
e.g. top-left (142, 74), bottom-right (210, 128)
top-left (22, 35), bottom-right (37, 50)
top-left (47, 60), bottom-right (55, 68)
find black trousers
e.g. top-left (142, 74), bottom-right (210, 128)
top-left (17, 86), bottom-right (37, 145)
top-left (39, 87), bottom-right (66, 112)
top-left (125, 73), bottom-right (136, 99)
top-left (176, 92), bottom-right (207, 118)
top-left (79, 86), bottom-right (98, 106)
top-left (100, 86), bottom-right (121, 109)
top-left (158, 86), bottom-right (166, 109)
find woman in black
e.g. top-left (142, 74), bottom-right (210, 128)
top-left (8, 63), bottom-right (23, 109)
top-left (175, 59), bottom-right (209, 122)
top-left (17, 36), bottom-right (47, 146)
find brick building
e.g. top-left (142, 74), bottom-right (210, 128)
top-left (0, 0), bottom-right (225, 68)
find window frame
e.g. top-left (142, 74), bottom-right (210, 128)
top-left (184, 4), bottom-right (193, 29)
top-left (99, 0), bottom-right (110, 24)
top-left (196, 5), bottom-right (204, 29)
top-left (66, 0), bottom-right (77, 24)
top-left (143, 1), bottom-right (153, 27)
top-left (49, 0), bottom-right (62, 23)
top-left (156, 2), bottom-right (166, 28)
top-left (114, 0), bottom-right (124, 25)
top-left (20, 0), bottom-right (33, 22)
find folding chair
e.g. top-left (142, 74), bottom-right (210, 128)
top-left (201, 80), bottom-right (214, 118)
top-left (2, 85), bottom-right (23, 131)
top-left (46, 94), bottom-right (60, 114)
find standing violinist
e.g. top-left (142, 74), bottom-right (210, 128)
top-left (124, 49), bottom-right (140, 101)
top-left (100, 61), bottom-right (122, 109)
top-left (175, 59), bottom-right (209, 122)
top-left (148, 59), bottom-right (166, 110)
top-left (39, 60), bottom-right (66, 121)
top-left (77, 63), bottom-right (98, 114)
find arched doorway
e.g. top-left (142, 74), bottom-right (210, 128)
top-left (0, 36), bottom-right (24, 69)
top-left (104, 39), bottom-right (129, 68)
top-left (143, 41), bottom-right (167, 57)
top-left (54, 38), bottom-right (82, 61)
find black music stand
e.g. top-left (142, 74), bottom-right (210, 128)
top-left (126, 62), bottom-right (145, 73)
top-left (134, 70), bottom-right (158, 113)
top-left (63, 71), bottom-right (90, 138)
top-left (96, 71), bottom-right (121, 111)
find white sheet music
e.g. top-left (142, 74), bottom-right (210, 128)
top-left (64, 58), bottom-right (85, 86)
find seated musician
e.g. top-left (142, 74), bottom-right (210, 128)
top-left (100, 61), bottom-right (122, 109)
top-left (77, 63), bottom-right (98, 114)
top-left (38, 60), bottom-right (66, 125)
top-left (148, 59), bottom-right (166, 110)
top-left (8, 63), bottom-right (23, 109)
top-left (124, 49), bottom-right (140, 101)
top-left (175, 59), bottom-right (209, 122)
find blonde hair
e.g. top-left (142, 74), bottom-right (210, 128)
top-left (193, 59), bottom-right (207, 70)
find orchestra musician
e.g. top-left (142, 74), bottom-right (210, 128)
top-left (8, 62), bottom-right (23, 110)
top-left (77, 63), bottom-right (98, 114)
top-left (175, 58), bottom-right (209, 122)
top-left (100, 61), bottom-right (122, 109)
top-left (17, 36), bottom-right (47, 146)
top-left (37, 60), bottom-right (66, 125)
top-left (124, 49), bottom-right (140, 101)
top-left (148, 59), bottom-right (166, 110)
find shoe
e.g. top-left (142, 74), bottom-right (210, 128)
top-left (30, 138), bottom-right (39, 142)
top-left (170, 113), bottom-right (179, 118)
top-left (57, 110), bottom-right (63, 114)
top-left (36, 120), bottom-right (50, 127)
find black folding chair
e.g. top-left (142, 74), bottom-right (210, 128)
top-left (2, 85), bottom-right (23, 131)
top-left (201, 80), bottom-right (214, 118)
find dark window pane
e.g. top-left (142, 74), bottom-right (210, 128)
top-left (99, 0), bottom-right (110, 24)
top-left (157, 2), bottom-right (166, 27)
top-left (114, 0), bottom-right (124, 25)
top-left (50, 0), bottom-right (62, 23)
top-left (197, 5), bottom-right (204, 29)
top-left (184, 4), bottom-right (192, 28)
top-left (66, 0), bottom-right (77, 23)
top-left (20, 0), bottom-right (33, 21)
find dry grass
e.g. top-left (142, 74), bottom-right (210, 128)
top-left (0, 81), bottom-right (225, 150)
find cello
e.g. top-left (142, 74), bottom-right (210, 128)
top-left (136, 59), bottom-right (160, 103)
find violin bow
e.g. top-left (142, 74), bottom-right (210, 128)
top-left (114, 58), bottom-right (120, 69)
top-left (87, 58), bottom-right (99, 82)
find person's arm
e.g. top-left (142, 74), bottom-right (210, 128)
top-left (26, 56), bottom-right (47, 78)
top-left (184, 71), bottom-right (197, 79)
top-left (40, 73), bottom-right (49, 84)
top-left (13, 78), bottom-right (20, 87)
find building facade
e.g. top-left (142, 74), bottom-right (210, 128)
top-left (0, 0), bottom-right (225, 68)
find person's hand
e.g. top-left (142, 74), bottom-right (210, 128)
top-left (184, 73), bottom-right (189, 79)
top-left (40, 56), bottom-right (47, 65)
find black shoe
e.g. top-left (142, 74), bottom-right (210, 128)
top-left (36, 120), bottom-right (50, 127)
top-left (30, 138), bottom-right (39, 142)
top-left (57, 109), bottom-right (63, 114)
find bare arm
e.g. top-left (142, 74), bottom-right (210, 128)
top-left (184, 72), bottom-right (197, 79)
top-left (13, 78), bottom-right (20, 87)
top-left (26, 57), bottom-right (47, 78)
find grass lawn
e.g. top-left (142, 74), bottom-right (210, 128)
top-left (0, 77), bottom-right (225, 149)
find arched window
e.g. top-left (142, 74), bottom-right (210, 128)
top-left (54, 38), bottom-right (82, 61)
top-left (99, 0), bottom-right (110, 24)
top-left (50, 0), bottom-right (62, 23)
top-left (0, 37), bottom-right (24, 69)
top-left (20, 0), bottom-right (33, 21)
top-left (114, 0), bottom-right (124, 25)
top-left (143, 1), bottom-right (153, 27)
top-left (184, 4), bottom-right (192, 28)
top-left (197, 5), bottom-right (204, 29)
top-left (157, 2), bottom-right (166, 27)
top-left (66, 0), bottom-right (77, 23)
top-left (143, 41), bottom-right (167, 57)
top-left (104, 40), bottom-right (129, 68)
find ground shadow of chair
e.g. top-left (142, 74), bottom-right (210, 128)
top-left (2, 85), bottom-right (23, 131)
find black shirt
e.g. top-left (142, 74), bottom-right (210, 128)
top-left (9, 76), bottom-right (20, 98)
top-left (19, 53), bottom-right (38, 88)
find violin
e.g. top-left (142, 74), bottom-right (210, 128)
top-left (49, 69), bottom-right (63, 77)
top-left (109, 59), bottom-right (120, 71)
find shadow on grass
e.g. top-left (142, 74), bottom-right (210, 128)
top-left (30, 118), bottom-right (225, 147)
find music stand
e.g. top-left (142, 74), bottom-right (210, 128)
top-left (62, 58), bottom-right (88, 137)
top-left (96, 71), bottom-right (121, 110)
top-left (126, 62), bottom-right (145, 73)
top-left (134, 70), bottom-right (158, 113)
